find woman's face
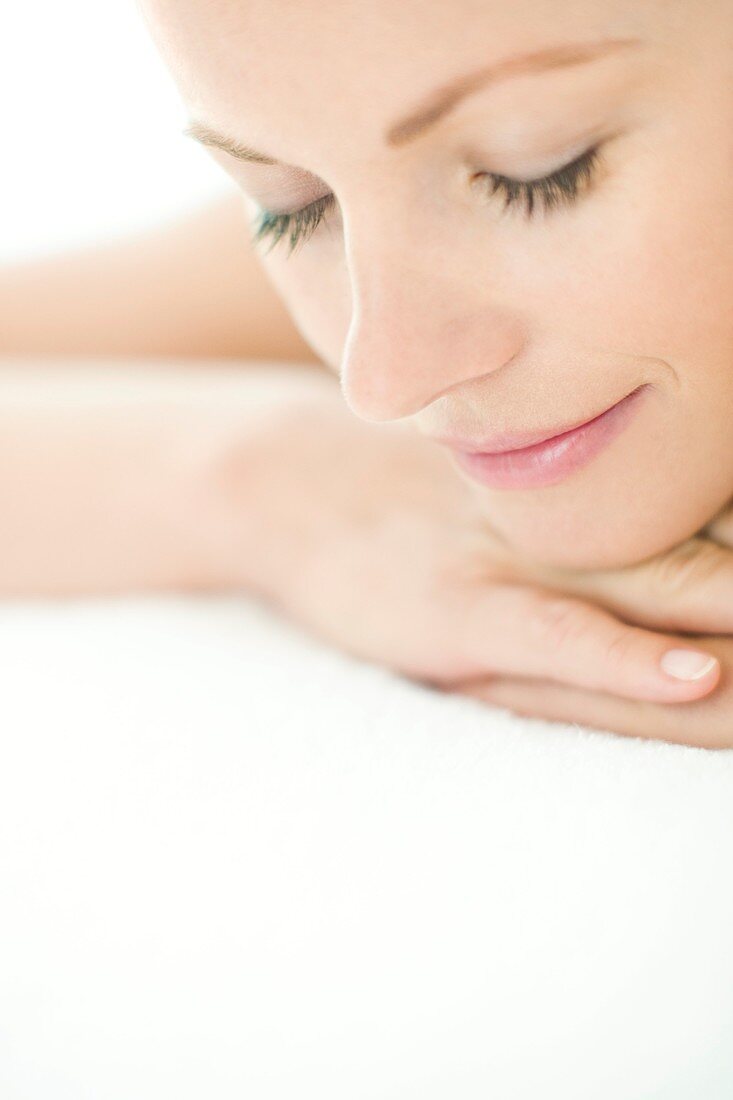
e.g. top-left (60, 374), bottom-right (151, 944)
top-left (141, 0), bottom-right (733, 569)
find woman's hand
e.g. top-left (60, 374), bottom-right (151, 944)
top-left (247, 390), bottom-right (733, 747)
top-left (453, 504), bottom-right (733, 746)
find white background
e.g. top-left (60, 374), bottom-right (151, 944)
top-left (2, 8), bottom-right (733, 1098)
top-left (0, 0), bottom-right (232, 263)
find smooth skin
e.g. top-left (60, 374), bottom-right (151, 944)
top-left (248, 389), bottom-right (733, 746)
top-left (2, 198), bottom-right (732, 747)
top-left (3, 0), bottom-right (733, 744)
top-left (140, 0), bottom-right (733, 571)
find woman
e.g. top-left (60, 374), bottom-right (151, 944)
top-left (3, 0), bottom-right (733, 744)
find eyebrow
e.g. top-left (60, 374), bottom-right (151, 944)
top-left (386, 36), bottom-right (642, 146)
top-left (183, 36), bottom-right (641, 165)
top-left (182, 121), bottom-right (279, 165)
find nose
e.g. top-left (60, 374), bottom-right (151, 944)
top-left (339, 248), bottom-right (526, 423)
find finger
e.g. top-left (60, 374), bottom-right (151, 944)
top-left (703, 506), bottom-right (733, 549)
top-left (452, 667), bottom-right (732, 748)
top-left (455, 584), bottom-right (721, 704)
top-left (534, 536), bottom-right (733, 635)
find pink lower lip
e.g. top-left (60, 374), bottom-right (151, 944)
top-left (451, 385), bottom-right (649, 490)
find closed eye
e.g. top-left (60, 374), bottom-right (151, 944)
top-left (250, 143), bottom-right (603, 257)
top-left (471, 143), bottom-right (603, 217)
top-left (250, 193), bottom-right (337, 257)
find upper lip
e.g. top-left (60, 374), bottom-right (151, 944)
top-left (430, 387), bottom-right (642, 455)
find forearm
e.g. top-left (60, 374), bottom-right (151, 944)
top-left (0, 357), bottom-right (343, 598)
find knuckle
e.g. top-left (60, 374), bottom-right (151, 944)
top-left (526, 594), bottom-right (597, 652)
top-left (649, 538), bottom-right (724, 597)
top-left (703, 503), bottom-right (733, 546)
top-left (602, 629), bottom-right (638, 672)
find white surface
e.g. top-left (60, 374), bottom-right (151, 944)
top-left (0, 594), bottom-right (731, 1099)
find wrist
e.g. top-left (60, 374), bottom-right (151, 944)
top-left (192, 363), bottom-right (347, 598)
top-left (0, 358), bottom-right (340, 598)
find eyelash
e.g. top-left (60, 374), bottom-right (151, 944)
top-left (473, 143), bottom-right (602, 218)
top-left (250, 143), bottom-right (602, 257)
top-left (250, 194), bottom-right (338, 257)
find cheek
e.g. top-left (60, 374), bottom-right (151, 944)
top-left (520, 146), bottom-right (733, 371)
top-left (263, 250), bottom-right (352, 371)
top-left (586, 202), bottom-right (731, 371)
top-left (469, 131), bottom-right (733, 569)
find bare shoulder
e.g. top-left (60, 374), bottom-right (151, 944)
top-left (0, 192), bottom-right (321, 364)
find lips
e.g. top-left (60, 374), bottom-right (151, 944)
top-left (444, 385), bottom-right (649, 491)
top-left (434, 386), bottom-right (646, 454)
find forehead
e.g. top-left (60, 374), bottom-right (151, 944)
top-left (143, 0), bottom-right (656, 165)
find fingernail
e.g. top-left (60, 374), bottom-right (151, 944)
top-left (660, 648), bottom-right (719, 681)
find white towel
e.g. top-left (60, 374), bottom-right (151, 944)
top-left (0, 594), bottom-right (730, 1099)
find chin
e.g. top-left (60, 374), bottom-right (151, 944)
top-left (481, 475), bottom-right (731, 574)
top-left (508, 525), bottom-right (680, 572)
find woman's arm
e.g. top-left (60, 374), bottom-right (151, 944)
top-left (0, 358), bottom-right (337, 597)
top-left (2, 354), bottom-right (733, 744)
top-left (0, 193), bottom-right (322, 364)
